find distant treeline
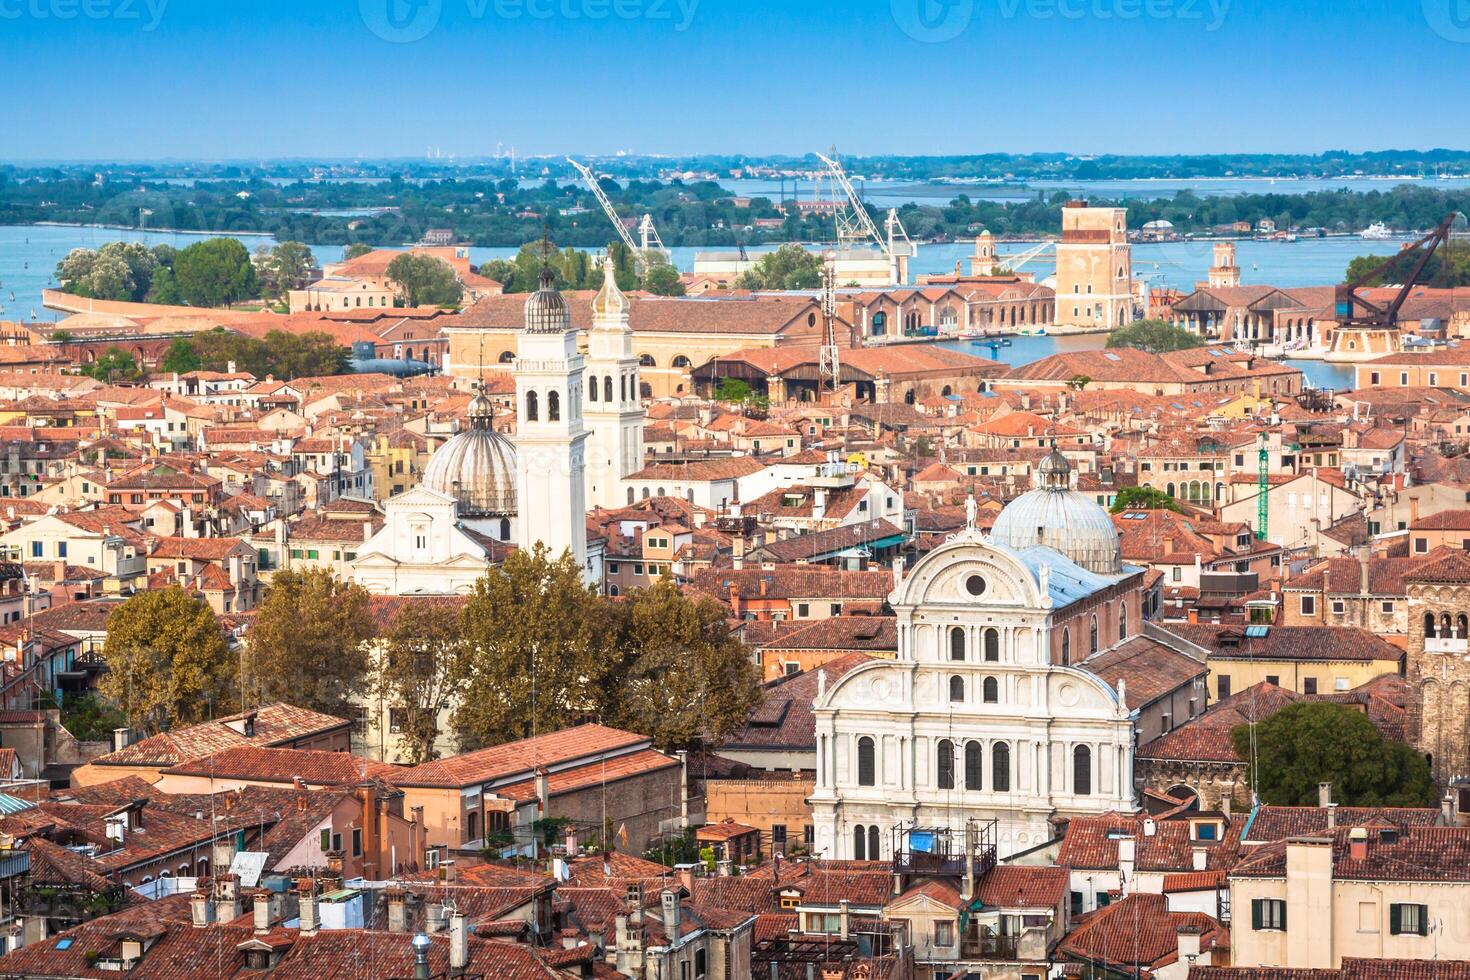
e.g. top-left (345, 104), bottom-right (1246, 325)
top-left (5, 170), bottom-right (1470, 248)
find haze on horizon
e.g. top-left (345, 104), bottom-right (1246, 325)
top-left (3, 0), bottom-right (1469, 161)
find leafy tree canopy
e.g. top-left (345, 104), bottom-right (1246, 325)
top-left (247, 569), bottom-right (376, 719)
top-left (173, 237), bottom-right (258, 308)
top-left (80, 347), bottom-right (141, 383)
top-left (1109, 486), bottom-right (1185, 513)
top-left (640, 262), bottom-right (686, 296)
top-left (386, 252), bottom-right (464, 308)
top-left (735, 243), bottom-right (823, 290)
top-left (100, 586), bottom-right (234, 735)
top-left (1105, 318), bottom-right (1205, 354)
top-left (1231, 701), bottom-right (1437, 807)
top-left (373, 599), bottom-right (466, 765)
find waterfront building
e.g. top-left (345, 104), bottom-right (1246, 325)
top-left (1052, 202), bottom-right (1134, 332)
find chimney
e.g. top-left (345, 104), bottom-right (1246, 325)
top-left (425, 902), bottom-right (445, 934)
top-left (387, 888), bottom-right (408, 933)
top-left (252, 890), bottom-right (271, 934)
top-left (660, 889), bottom-right (680, 938)
top-left (1191, 846), bottom-right (1207, 871)
top-left (1327, 803), bottom-right (1338, 829)
top-left (839, 899), bottom-right (851, 940)
top-left (727, 583), bottom-right (741, 618)
top-left (1118, 836), bottom-right (1136, 888)
top-left (1319, 782), bottom-right (1332, 809)
top-left (449, 911), bottom-right (469, 972)
top-left (1176, 923), bottom-right (1203, 963)
top-left (1349, 827), bottom-right (1369, 861)
top-left (535, 768), bottom-right (551, 814)
top-left (441, 860), bottom-right (456, 883)
top-left (1410, 496), bottom-right (1420, 526)
top-left (731, 536), bottom-right (745, 571)
top-left (191, 889), bottom-right (215, 928)
top-left (111, 727), bottom-right (132, 753)
top-left (1443, 795), bottom-right (1458, 826)
top-left (298, 889), bottom-right (319, 936)
top-left (1359, 545), bottom-right (1370, 596)
top-left (215, 874), bottom-right (241, 923)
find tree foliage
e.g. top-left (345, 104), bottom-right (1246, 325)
top-left (453, 545), bottom-right (621, 750)
top-left (173, 327), bottom-right (348, 379)
top-left (608, 578), bottom-right (762, 751)
top-left (255, 241), bottom-right (315, 294)
top-left (735, 243), bottom-right (823, 290)
top-left (173, 237), bottom-right (258, 307)
top-left (386, 253), bottom-right (464, 308)
top-left (1106, 318), bottom-right (1204, 354)
top-left (100, 587), bottom-right (234, 735)
top-left (1232, 701), bottom-right (1437, 807)
top-left (247, 569), bottom-right (376, 719)
top-left (80, 347), bottom-right (142, 383)
top-left (1109, 486), bottom-right (1185, 513)
top-left (641, 263), bottom-right (686, 296)
top-left (373, 599), bottom-right (467, 764)
top-left (1345, 240), bottom-right (1470, 288)
top-left (54, 242), bottom-right (163, 302)
top-left (160, 338), bottom-right (203, 375)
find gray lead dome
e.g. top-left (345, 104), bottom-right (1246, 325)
top-left (522, 266), bottom-right (570, 334)
top-left (420, 390), bottom-right (518, 517)
top-left (988, 448), bottom-right (1122, 575)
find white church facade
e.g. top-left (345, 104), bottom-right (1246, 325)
top-left (810, 451), bottom-right (1164, 861)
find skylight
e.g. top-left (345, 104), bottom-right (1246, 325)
top-left (1103, 352), bottom-right (1122, 362)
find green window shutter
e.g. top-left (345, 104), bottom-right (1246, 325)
top-left (1280, 901), bottom-right (1286, 931)
top-left (1251, 899), bottom-right (1263, 930)
top-left (320, 828), bottom-right (331, 852)
top-left (1419, 906), bottom-right (1429, 936)
top-left (1389, 904), bottom-right (1401, 936)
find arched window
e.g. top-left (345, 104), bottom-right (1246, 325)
top-left (982, 677), bottom-right (998, 703)
top-left (949, 627), bottom-right (965, 661)
top-left (857, 736), bottom-right (875, 786)
top-left (498, 350), bottom-right (515, 363)
top-left (853, 825), bottom-right (866, 860)
top-left (1459, 614), bottom-right (1468, 639)
top-left (672, 355), bottom-right (692, 368)
top-left (1426, 612), bottom-right (1438, 637)
top-left (638, 353), bottom-right (656, 367)
top-left (547, 390), bottom-right (560, 422)
top-left (1089, 615), bottom-right (1098, 654)
top-left (964, 741), bottom-right (982, 789)
top-left (620, 375), bottom-right (627, 401)
top-left (1060, 629), bottom-right (1070, 666)
top-left (983, 628), bottom-right (999, 662)
top-left (609, 585), bottom-right (619, 597)
top-left (499, 518), bottom-right (510, 541)
top-left (604, 376), bottom-right (613, 403)
top-left (525, 390), bottom-right (538, 422)
top-left (1119, 602), bottom-right (1128, 640)
top-left (871, 311), bottom-right (887, 336)
top-left (992, 742), bottom-right (1010, 792)
top-left (1074, 745), bottom-right (1092, 795)
top-left (627, 487), bottom-right (636, 505)
top-left (937, 739), bottom-right (955, 789)
top-left (869, 826), bottom-right (880, 860)
top-left (588, 377), bottom-right (599, 401)
top-left (949, 675), bottom-right (964, 702)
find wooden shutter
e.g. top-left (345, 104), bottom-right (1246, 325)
top-left (1251, 899), bottom-right (1263, 930)
top-left (1390, 903), bottom-right (1402, 935)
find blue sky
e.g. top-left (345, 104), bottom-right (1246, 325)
top-left (3, 0), bottom-right (1469, 160)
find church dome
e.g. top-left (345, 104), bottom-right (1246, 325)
top-left (523, 266), bottom-right (570, 334)
top-left (420, 388), bottom-right (517, 517)
top-left (988, 448), bottom-right (1122, 574)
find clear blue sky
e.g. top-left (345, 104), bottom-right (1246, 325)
top-left (3, 0), bottom-right (1468, 160)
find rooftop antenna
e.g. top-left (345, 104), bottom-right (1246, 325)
top-left (818, 251), bottom-right (839, 395)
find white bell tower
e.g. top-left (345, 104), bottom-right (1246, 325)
top-left (514, 265), bottom-right (589, 571)
top-left (583, 249), bottom-right (644, 509)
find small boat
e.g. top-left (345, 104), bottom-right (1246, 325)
top-left (1360, 222), bottom-right (1393, 240)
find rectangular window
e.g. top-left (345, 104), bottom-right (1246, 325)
top-left (829, 603), bottom-right (841, 616)
top-left (1172, 567), bottom-right (1182, 582)
top-left (352, 828), bottom-right (363, 857)
top-left (306, 550), bottom-right (319, 560)
top-left (1218, 675), bottom-right (1231, 700)
top-left (771, 824), bottom-right (787, 844)
top-left (797, 603), bottom-right (809, 617)
top-left (1416, 537), bottom-right (1428, 554)
top-left (320, 829), bottom-right (331, 852)
top-left (29, 542), bottom-right (40, 558)
top-left (1390, 903), bottom-right (1427, 936)
top-left (934, 921), bottom-right (955, 946)
top-left (1266, 674), bottom-right (1280, 686)
top-left (1303, 677), bottom-right (1317, 695)
top-left (290, 549), bottom-right (303, 559)
top-left (1252, 898), bottom-right (1287, 931)
top-left (608, 562), bottom-right (619, 573)
top-left (57, 542), bottom-right (66, 558)
top-left (1300, 595), bottom-right (1316, 615)
top-left (1331, 600), bottom-right (1345, 614)
top-left (1070, 891), bottom-right (1084, 916)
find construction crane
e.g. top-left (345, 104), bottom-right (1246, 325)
top-left (1334, 211), bottom-right (1460, 328)
top-left (815, 149), bottom-right (914, 284)
top-left (997, 240), bottom-right (1055, 274)
top-left (818, 252), bottom-right (840, 393)
top-left (565, 157), bottom-right (670, 274)
top-left (1256, 432), bottom-right (1269, 542)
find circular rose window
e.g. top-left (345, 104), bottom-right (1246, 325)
top-left (965, 574), bottom-right (987, 596)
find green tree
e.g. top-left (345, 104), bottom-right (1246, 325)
top-left (735, 243), bottom-right (823, 290)
top-left (173, 237), bottom-right (258, 308)
top-left (453, 544), bottom-right (622, 751)
top-left (1232, 701), bottom-right (1437, 807)
top-left (641, 263), bottom-right (686, 296)
top-left (160, 339), bottom-right (202, 375)
top-left (386, 253), bottom-right (464, 307)
top-left (81, 347), bottom-right (141, 383)
top-left (258, 330), bottom-right (349, 378)
top-left (99, 587), bottom-right (234, 735)
top-left (1109, 486), bottom-right (1185, 513)
top-left (373, 599), bottom-right (466, 765)
top-left (344, 242), bottom-right (373, 261)
top-left (1106, 318), bottom-right (1205, 354)
top-left (267, 241), bottom-right (315, 288)
top-left (713, 378), bottom-right (753, 403)
top-left (247, 569), bottom-right (376, 719)
top-left (145, 266), bottom-right (181, 305)
top-left (610, 579), bottom-right (761, 752)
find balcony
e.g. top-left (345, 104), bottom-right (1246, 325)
top-left (962, 932), bottom-right (1020, 961)
top-left (892, 821), bottom-right (997, 881)
top-left (1426, 637), bottom-right (1469, 655)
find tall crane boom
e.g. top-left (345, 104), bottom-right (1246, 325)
top-left (815, 151), bottom-right (892, 262)
top-left (565, 157), bottom-right (668, 275)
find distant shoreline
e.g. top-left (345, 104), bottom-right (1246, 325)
top-left (31, 221), bottom-right (274, 238)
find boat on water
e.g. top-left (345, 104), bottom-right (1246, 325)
top-left (1360, 222), bottom-right (1394, 239)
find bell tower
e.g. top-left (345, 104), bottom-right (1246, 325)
top-left (1208, 242), bottom-right (1241, 288)
top-left (514, 263), bottom-right (589, 570)
top-left (583, 250), bottom-right (644, 509)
